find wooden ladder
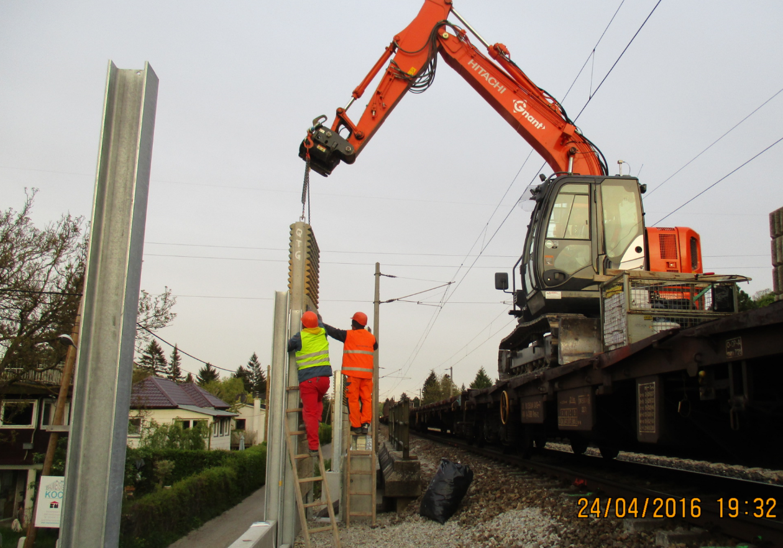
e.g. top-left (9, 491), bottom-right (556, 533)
top-left (345, 430), bottom-right (376, 527)
top-left (284, 398), bottom-right (341, 548)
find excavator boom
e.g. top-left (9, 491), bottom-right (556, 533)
top-left (300, 0), bottom-right (606, 178)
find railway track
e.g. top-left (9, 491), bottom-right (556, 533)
top-left (415, 430), bottom-right (783, 547)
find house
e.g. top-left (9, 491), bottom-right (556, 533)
top-left (0, 368), bottom-right (70, 526)
top-left (129, 377), bottom-right (237, 451)
top-left (231, 397), bottom-right (266, 448)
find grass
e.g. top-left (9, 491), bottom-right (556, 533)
top-left (0, 526), bottom-right (59, 548)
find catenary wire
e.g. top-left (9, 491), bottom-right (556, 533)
top-left (653, 135), bottom-right (783, 226)
top-left (645, 86), bottom-right (783, 199)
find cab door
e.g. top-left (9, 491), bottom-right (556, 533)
top-left (540, 182), bottom-right (596, 289)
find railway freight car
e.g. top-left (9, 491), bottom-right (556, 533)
top-left (414, 270), bottom-right (783, 467)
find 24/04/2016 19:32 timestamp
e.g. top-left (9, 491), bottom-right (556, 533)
top-left (577, 497), bottom-right (778, 519)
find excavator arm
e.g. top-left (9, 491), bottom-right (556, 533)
top-left (300, 0), bottom-right (607, 177)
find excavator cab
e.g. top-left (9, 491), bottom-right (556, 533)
top-left (512, 174), bottom-right (646, 320)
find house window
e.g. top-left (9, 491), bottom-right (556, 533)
top-left (175, 420), bottom-right (191, 430)
top-left (40, 400), bottom-right (70, 428)
top-left (212, 421), bottom-right (218, 437)
top-left (0, 400), bottom-right (37, 428)
top-left (128, 418), bottom-right (142, 436)
top-left (235, 419), bottom-right (246, 430)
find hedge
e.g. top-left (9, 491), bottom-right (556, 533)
top-left (120, 443), bottom-right (266, 548)
top-left (125, 447), bottom-right (234, 496)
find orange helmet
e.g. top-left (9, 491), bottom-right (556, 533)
top-left (351, 311), bottom-right (368, 326)
top-left (301, 311), bottom-right (318, 328)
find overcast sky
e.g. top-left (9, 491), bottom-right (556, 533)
top-left (2, 1), bottom-right (782, 400)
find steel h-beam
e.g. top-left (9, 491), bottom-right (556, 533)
top-left (60, 61), bottom-right (158, 547)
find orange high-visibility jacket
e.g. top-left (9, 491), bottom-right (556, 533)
top-left (341, 329), bottom-right (376, 379)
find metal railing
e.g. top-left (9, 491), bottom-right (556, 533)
top-left (1, 367), bottom-right (64, 385)
top-left (388, 400), bottom-right (410, 460)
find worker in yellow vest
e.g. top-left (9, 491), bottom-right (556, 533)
top-left (287, 311), bottom-right (332, 456)
top-left (324, 312), bottom-right (377, 435)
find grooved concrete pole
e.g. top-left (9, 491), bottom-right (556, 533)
top-left (59, 61), bottom-right (158, 548)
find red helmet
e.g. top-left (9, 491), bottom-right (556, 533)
top-left (351, 311), bottom-right (368, 326)
top-left (301, 311), bottom-right (318, 328)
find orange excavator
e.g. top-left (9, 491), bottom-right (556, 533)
top-left (299, 0), bottom-right (702, 356)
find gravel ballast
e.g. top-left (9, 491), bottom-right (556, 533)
top-left (294, 435), bottom-right (754, 547)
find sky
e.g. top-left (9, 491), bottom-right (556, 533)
top-left (2, 1), bottom-right (782, 401)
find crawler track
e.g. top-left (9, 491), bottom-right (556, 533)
top-left (416, 430), bottom-right (783, 547)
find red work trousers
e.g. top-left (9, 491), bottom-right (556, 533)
top-left (345, 375), bottom-right (373, 428)
top-left (299, 376), bottom-right (330, 450)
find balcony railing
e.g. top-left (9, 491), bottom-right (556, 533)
top-left (1, 367), bottom-right (64, 386)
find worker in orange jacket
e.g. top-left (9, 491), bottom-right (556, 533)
top-left (324, 312), bottom-right (377, 435)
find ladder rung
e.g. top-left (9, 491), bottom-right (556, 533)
top-left (294, 454), bottom-right (311, 460)
top-left (286, 386), bottom-right (300, 391)
top-left (298, 476), bottom-right (323, 484)
top-left (307, 526), bottom-right (334, 534)
top-left (304, 500), bottom-right (328, 509)
top-left (348, 511), bottom-right (373, 517)
top-left (286, 408), bottom-right (303, 413)
top-left (349, 470), bottom-right (372, 475)
top-left (348, 450), bottom-right (372, 456)
top-left (289, 430), bottom-right (306, 436)
top-left (349, 491), bottom-right (372, 496)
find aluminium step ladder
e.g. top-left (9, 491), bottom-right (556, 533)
top-left (284, 388), bottom-right (341, 548)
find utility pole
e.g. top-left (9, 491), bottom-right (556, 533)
top-left (372, 262), bottom-right (380, 526)
top-left (449, 366), bottom-right (453, 398)
top-left (25, 303), bottom-right (81, 548)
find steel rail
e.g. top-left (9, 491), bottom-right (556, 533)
top-left (415, 430), bottom-right (783, 547)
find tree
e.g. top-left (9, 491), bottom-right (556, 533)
top-left (137, 340), bottom-right (168, 377)
top-left (245, 352), bottom-right (267, 396)
top-left (134, 287), bottom-right (177, 356)
top-left (1, 190), bottom-right (85, 389)
top-left (0, 191), bottom-right (177, 391)
top-left (738, 288), bottom-right (776, 312)
top-left (470, 366), bottom-right (494, 389)
top-left (422, 370), bottom-right (441, 404)
top-left (233, 365), bottom-right (252, 393)
top-left (440, 373), bottom-right (457, 398)
top-left (168, 345), bottom-right (183, 382)
top-left (184, 371), bottom-right (194, 384)
top-left (201, 377), bottom-right (247, 412)
top-left (197, 362), bottom-right (219, 386)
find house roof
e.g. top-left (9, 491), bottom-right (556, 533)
top-left (178, 405), bottom-right (237, 417)
top-left (130, 377), bottom-right (231, 410)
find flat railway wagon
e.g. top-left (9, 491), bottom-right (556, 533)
top-left (413, 271), bottom-right (783, 467)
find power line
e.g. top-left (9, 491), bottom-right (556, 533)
top-left (573, 0), bottom-right (662, 122)
top-left (653, 136), bottom-right (783, 226)
top-left (137, 324), bottom-right (235, 373)
top-left (645, 86), bottom-right (783, 198)
top-left (142, 253), bottom-right (514, 269)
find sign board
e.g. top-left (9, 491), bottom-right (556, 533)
top-left (34, 476), bottom-right (65, 528)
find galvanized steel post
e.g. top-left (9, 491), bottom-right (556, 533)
top-left (264, 291), bottom-right (290, 542)
top-left (59, 61), bottom-right (158, 547)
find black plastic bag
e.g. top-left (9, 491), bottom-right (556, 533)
top-left (419, 458), bottom-right (474, 524)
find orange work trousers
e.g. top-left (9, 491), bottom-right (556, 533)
top-left (345, 375), bottom-right (373, 428)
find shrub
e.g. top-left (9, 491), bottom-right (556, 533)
top-left (319, 423), bottom-right (332, 445)
top-left (120, 443), bottom-right (266, 548)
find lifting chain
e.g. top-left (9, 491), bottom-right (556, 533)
top-left (300, 130), bottom-right (314, 224)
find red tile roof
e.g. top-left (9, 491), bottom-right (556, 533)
top-left (130, 377), bottom-right (230, 409)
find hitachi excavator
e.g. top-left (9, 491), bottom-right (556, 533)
top-left (299, 0), bottom-right (703, 370)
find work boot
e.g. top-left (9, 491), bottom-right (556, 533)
top-left (350, 426), bottom-right (362, 436)
top-left (361, 423), bottom-right (370, 435)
